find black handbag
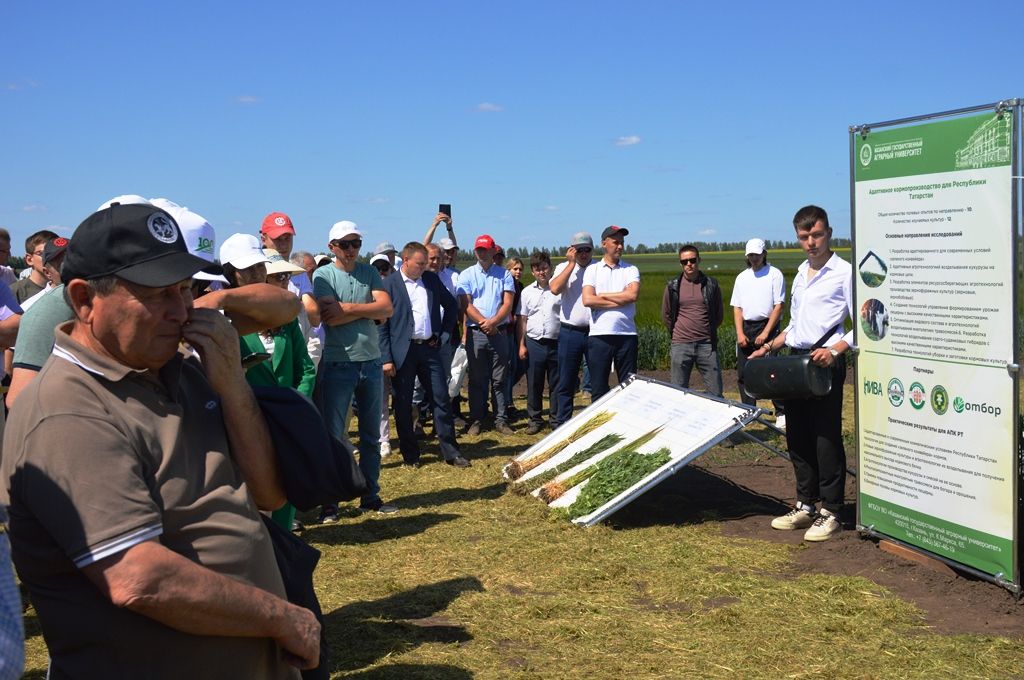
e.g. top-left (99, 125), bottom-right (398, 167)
top-left (741, 325), bottom-right (839, 400)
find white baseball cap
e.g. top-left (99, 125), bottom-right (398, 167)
top-left (329, 220), bottom-right (361, 242)
top-left (437, 237), bottom-right (457, 251)
top-left (745, 238), bottom-right (766, 255)
top-left (263, 248), bottom-right (305, 275)
top-left (96, 194), bottom-right (151, 211)
top-left (220, 233), bottom-right (271, 270)
top-left (369, 253), bottom-right (390, 266)
top-left (150, 198), bottom-right (229, 283)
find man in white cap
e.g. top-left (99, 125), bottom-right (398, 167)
top-left (550, 231), bottom-right (594, 427)
top-left (661, 243), bottom-right (724, 396)
top-left (372, 242), bottom-right (399, 269)
top-left (313, 221), bottom-right (395, 519)
top-left (731, 238), bottom-right (785, 423)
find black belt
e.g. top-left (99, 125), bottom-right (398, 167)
top-left (469, 324), bottom-right (507, 331)
top-left (528, 336), bottom-right (559, 345)
top-left (560, 322), bottom-right (588, 332)
top-left (411, 336), bottom-right (439, 347)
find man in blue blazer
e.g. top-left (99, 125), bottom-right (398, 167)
top-left (379, 242), bottom-right (470, 467)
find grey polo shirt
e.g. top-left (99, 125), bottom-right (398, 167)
top-left (1, 325), bottom-right (298, 679)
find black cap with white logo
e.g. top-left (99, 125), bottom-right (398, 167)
top-left (62, 203), bottom-right (222, 287)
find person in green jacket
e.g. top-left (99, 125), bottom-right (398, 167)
top-left (221, 235), bottom-right (315, 532)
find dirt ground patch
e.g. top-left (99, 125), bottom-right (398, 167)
top-left (601, 367), bottom-right (1024, 639)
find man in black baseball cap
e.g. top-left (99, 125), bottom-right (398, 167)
top-left (2, 202), bottom-right (321, 676)
top-left (62, 203), bottom-right (220, 287)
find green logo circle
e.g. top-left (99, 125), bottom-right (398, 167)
top-left (953, 396), bottom-right (965, 413)
top-left (887, 378), bottom-right (904, 407)
top-left (909, 382), bottom-right (926, 410)
top-left (931, 385), bottom-right (948, 415)
top-left (859, 143), bottom-right (873, 166)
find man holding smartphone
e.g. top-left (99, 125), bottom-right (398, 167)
top-left (549, 232), bottom-right (594, 428)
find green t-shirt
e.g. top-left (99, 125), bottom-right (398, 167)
top-left (312, 262), bottom-right (383, 362)
top-left (12, 284), bottom-right (74, 370)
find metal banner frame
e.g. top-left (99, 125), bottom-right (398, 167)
top-left (849, 99), bottom-right (1023, 595)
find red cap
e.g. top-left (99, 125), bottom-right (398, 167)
top-left (474, 234), bottom-right (495, 250)
top-left (261, 212), bottom-right (295, 238)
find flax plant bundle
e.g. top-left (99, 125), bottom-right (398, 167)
top-left (506, 410), bottom-right (615, 480)
top-left (538, 425), bottom-right (664, 503)
top-left (565, 446), bottom-right (672, 519)
top-left (511, 432), bottom-right (625, 495)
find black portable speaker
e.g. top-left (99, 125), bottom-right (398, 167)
top-left (742, 354), bottom-right (832, 400)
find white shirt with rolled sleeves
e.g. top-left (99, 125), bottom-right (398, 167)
top-left (518, 283), bottom-right (561, 341)
top-left (783, 252), bottom-right (853, 349)
top-left (552, 261), bottom-right (590, 328)
top-left (582, 259), bottom-right (640, 336)
top-left (730, 265), bottom-right (785, 321)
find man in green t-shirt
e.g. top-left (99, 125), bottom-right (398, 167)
top-left (313, 220), bottom-right (395, 519)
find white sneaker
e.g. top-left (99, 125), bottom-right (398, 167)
top-left (771, 506), bottom-right (815, 530)
top-left (380, 441), bottom-right (391, 457)
top-left (803, 509), bottom-right (842, 542)
top-left (775, 415), bottom-right (786, 431)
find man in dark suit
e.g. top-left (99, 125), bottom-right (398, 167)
top-left (379, 242), bottom-right (470, 467)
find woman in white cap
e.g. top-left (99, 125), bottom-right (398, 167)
top-left (730, 238), bottom-right (786, 427)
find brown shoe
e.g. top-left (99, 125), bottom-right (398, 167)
top-left (495, 421), bottom-right (515, 435)
top-left (466, 421), bottom-right (482, 437)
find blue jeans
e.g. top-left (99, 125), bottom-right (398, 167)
top-left (554, 324), bottom-right (589, 426)
top-left (670, 340), bottom-right (723, 397)
top-left (321, 358), bottom-right (383, 505)
top-left (587, 334), bottom-right (637, 401)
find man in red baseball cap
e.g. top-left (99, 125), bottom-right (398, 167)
top-left (261, 211), bottom-right (320, 333)
top-left (455, 234), bottom-right (516, 436)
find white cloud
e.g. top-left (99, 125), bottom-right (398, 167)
top-left (614, 135), bottom-right (641, 147)
top-left (698, 228), bottom-right (716, 236)
top-left (21, 203), bottom-right (47, 213)
top-left (543, 205), bottom-right (559, 212)
top-left (475, 102), bottom-right (503, 113)
top-left (235, 95), bottom-right (262, 105)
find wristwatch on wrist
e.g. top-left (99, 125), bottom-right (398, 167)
top-left (828, 348), bottom-right (839, 358)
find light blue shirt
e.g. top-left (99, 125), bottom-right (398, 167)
top-left (456, 263), bottom-right (514, 325)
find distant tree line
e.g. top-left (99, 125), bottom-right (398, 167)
top-left (502, 238), bottom-right (851, 259)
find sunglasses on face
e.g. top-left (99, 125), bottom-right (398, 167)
top-left (332, 239), bottom-right (363, 251)
top-left (575, 247), bottom-right (592, 254)
top-left (679, 257), bottom-right (699, 265)
top-left (268, 273), bottom-right (291, 282)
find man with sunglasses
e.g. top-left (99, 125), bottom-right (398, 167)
top-left (661, 245), bottom-right (724, 396)
top-left (550, 232), bottom-right (595, 427)
top-left (313, 221), bottom-right (395, 518)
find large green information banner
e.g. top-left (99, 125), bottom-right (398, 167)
top-left (853, 111), bottom-right (1016, 578)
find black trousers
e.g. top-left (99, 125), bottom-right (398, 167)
top-left (736, 318), bottom-right (782, 412)
top-left (525, 336), bottom-right (560, 426)
top-left (783, 354), bottom-right (846, 514)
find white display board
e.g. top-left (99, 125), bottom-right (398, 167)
top-left (504, 376), bottom-right (758, 526)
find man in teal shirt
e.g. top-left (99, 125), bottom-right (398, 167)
top-left (313, 220), bottom-right (395, 519)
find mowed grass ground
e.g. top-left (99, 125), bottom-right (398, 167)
top-left (20, 379), bottom-right (1024, 678)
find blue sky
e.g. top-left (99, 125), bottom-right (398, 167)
top-left (1, 1), bottom-right (1021, 257)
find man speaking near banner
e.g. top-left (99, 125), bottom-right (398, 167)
top-left (749, 205), bottom-right (852, 542)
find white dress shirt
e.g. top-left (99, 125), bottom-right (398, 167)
top-left (783, 252), bottom-right (853, 349)
top-left (518, 282), bottom-right (561, 340)
top-left (402, 269), bottom-right (432, 340)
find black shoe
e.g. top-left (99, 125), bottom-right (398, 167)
top-left (413, 424), bottom-right (427, 439)
top-left (291, 519), bottom-right (305, 533)
top-left (446, 455), bottom-right (472, 468)
top-left (359, 499), bottom-right (399, 514)
top-left (403, 459), bottom-right (421, 468)
top-left (525, 422), bottom-right (543, 435)
top-left (317, 505), bottom-right (339, 524)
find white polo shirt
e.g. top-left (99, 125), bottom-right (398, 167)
top-left (582, 258), bottom-right (640, 336)
top-left (552, 261), bottom-right (591, 327)
top-left (517, 282), bottom-right (561, 341)
top-left (730, 265), bottom-right (785, 321)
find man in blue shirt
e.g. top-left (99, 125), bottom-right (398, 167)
top-left (456, 234), bottom-right (515, 436)
top-left (313, 220), bottom-right (395, 518)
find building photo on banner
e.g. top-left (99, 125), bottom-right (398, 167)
top-left (503, 376), bottom-right (759, 526)
top-left (851, 102), bottom-right (1020, 588)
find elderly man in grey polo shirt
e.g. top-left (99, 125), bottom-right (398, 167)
top-left (1, 203), bottom-right (318, 678)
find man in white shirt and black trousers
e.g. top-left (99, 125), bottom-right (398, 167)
top-left (749, 205), bottom-right (852, 542)
top-left (516, 251), bottom-right (561, 435)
